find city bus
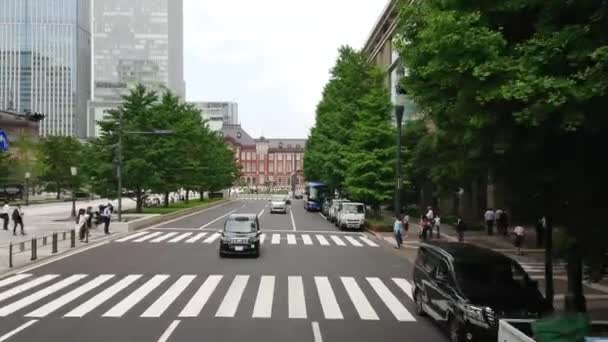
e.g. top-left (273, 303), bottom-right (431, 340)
top-left (303, 181), bottom-right (327, 212)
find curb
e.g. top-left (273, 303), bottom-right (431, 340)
top-left (0, 199), bottom-right (234, 279)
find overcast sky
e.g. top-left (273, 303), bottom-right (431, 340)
top-left (184, 0), bottom-right (387, 139)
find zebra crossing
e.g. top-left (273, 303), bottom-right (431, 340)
top-left (0, 273), bottom-right (416, 322)
top-left (114, 231), bottom-right (380, 248)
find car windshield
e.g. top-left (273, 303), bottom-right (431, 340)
top-left (225, 219), bottom-right (257, 233)
top-left (272, 196), bottom-right (285, 201)
top-left (454, 260), bottom-right (529, 296)
top-left (343, 204), bottom-right (364, 214)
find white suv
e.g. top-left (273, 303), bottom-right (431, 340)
top-left (337, 202), bottom-right (366, 230)
top-left (269, 195), bottom-right (287, 214)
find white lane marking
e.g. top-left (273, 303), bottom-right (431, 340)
top-left (344, 236), bottom-right (363, 247)
top-left (0, 274), bottom-right (32, 289)
top-left (134, 232), bottom-right (163, 242)
top-left (258, 207), bottom-right (265, 217)
top-left (203, 233), bottom-right (221, 244)
top-left (103, 275), bottom-right (170, 317)
top-left (0, 320), bottom-right (38, 342)
top-left (319, 213), bottom-right (327, 219)
top-left (199, 209), bottom-right (237, 229)
top-left (151, 232), bottom-right (179, 243)
top-left (65, 275), bottom-right (142, 317)
top-left (314, 277), bottom-right (343, 320)
top-left (312, 322), bottom-right (323, 342)
top-left (215, 275), bottom-right (249, 317)
top-left (115, 231), bottom-right (149, 242)
top-left (316, 235), bottom-right (330, 246)
top-left (271, 234), bottom-right (281, 244)
top-left (141, 276), bottom-right (196, 318)
top-left (302, 234), bottom-right (313, 245)
top-left (157, 320), bottom-right (181, 342)
top-left (26, 275), bottom-right (114, 317)
top-left (340, 277), bottom-right (379, 320)
top-left (392, 278), bottom-right (414, 301)
top-left (252, 276), bottom-right (275, 318)
top-left (287, 234), bottom-right (297, 245)
top-left (185, 232), bottom-right (207, 243)
top-left (259, 233), bottom-right (266, 244)
top-left (360, 236), bottom-right (379, 247)
top-left (290, 208), bottom-right (297, 231)
top-left (288, 276), bottom-right (307, 319)
top-left (367, 277), bottom-right (415, 322)
top-left (0, 274), bottom-right (87, 316)
top-left (179, 275), bottom-right (223, 317)
top-left (168, 232), bottom-right (193, 243)
top-left (330, 235), bottom-right (346, 246)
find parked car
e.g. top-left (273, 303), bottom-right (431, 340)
top-left (336, 202), bottom-right (366, 230)
top-left (219, 214), bottom-right (262, 257)
top-left (321, 199), bottom-right (332, 217)
top-left (412, 242), bottom-right (547, 342)
top-left (269, 195), bottom-right (287, 214)
top-left (328, 199), bottom-right (348, 223)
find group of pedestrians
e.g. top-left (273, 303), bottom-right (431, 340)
top-left (483, 208), bottom-right (510, 236)
top-left (1, 201), bottom-right (26, 236)
top-left (75, 203), bottom-right (114, 242)
top-left (419, 206), bottom-right (441, 242)
top-left (392, 214), bottom-right (410, 249)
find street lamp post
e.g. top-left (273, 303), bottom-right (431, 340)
top-left (70, 166), bottom-right (78, 217)
top-left (24, 172), bottom-right (31, 206)
top-left (394, 94), bottom-right (407, 217)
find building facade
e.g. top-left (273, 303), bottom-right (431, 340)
top-left (0, 0), bottom-right (92, 137)
top-left (220, 124), bottom-right (305, 190)
top-left (190, 102), bottom-right (239, 131)
top-left (87, 0), bottom-right (184, 138)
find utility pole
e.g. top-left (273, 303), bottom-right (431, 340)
top-left (117, 110), bottom-right (123, 222)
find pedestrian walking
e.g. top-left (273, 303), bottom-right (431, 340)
top-left (102, 203), bottom-right (113, 235)
top-left (426, 207), bottom-right (435, 239)
top-left (393, 215), bottom-right (403, 249)
top-left (420, 215), bottom-right (430, 241)
top-left (76, 208), bottom-right (88, 241)
top-left (536, 216), bottom-right (546, 247)
top-left (11, 205), bottom-right (25, 235)
top-left (86, 206), bottom-right (94, 230)
top-left (1, 201), bottom-right (10, 230)
top-left (434, 215), bottom-right (441, 239)
top-left (495, 208), bottom-right (503, 235)
top-left (455, 216), bottom-right (466, 242)
top-left (513, 225), bottom-right (525, 255)
top-left (498, 210), bottom-right (509, 237)
top-left (484, 208), bottom-right (495, 235)
top-left (402, 215), bottom-right (410, 240)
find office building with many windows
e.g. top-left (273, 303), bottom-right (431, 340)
top-left (0, 0), bottom-right (91, 137)
top-left (190, 101), bottom-right (239, 131)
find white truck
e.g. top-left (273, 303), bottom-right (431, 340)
top-left (336, 202), bottom-right (366, 230)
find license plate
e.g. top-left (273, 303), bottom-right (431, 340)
top-left (234, 246), bottom-right (244, 251)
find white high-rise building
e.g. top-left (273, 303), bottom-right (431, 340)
top-left (0, 0), bottom-right (92, 137)
top-left (190, 102), bottom-right (239, 131)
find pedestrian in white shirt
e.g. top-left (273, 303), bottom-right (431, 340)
top-left (426, 207), bottom-right (435, 238)
top-left (434, 215), bottom-right (441, 239)
top-left (513, 225), bottom-right (525, 255)
top-left (484, 208), bottom-right (495, 235)
top-left (1, 201), bottom-right (10, 230)
top-left (102, 203), bottom-right (113, 235)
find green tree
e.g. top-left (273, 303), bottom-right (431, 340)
top-left (38, 136), bottom-right (85, 199)
top-left (395, 0), bottom-right (608, 312)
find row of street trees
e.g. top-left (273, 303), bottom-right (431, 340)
top-left (304, 47), bottom-right (395, 214)
top-left (394, 0), bottom-right (608, 312)
top-left (1, 84), bottom-right (239, 213)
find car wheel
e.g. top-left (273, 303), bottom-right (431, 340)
top-left (448, 317), bottom-right (464, 342)
top-left (414, 290), bottom-right (426, 316)
top-left (219, 250), bottom-right (225, 258)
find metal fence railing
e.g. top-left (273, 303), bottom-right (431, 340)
top-left (7, 228), bottom-right (86, 268)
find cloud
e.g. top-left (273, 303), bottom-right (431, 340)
top-left (184, 0), bottom-right (387, 138)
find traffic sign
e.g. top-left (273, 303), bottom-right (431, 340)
top-left (0, 130), bottom-right (8, 152)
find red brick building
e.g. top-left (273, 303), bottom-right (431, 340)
top-left (221, 124), bottom-right (305, 190)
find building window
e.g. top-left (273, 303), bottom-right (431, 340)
top-left (259, 162), bottom-right (264, 173)
top-left (277, 153), bottom-right (283, 160)
top-left (252, 163), bottom-right (257, 172)
top-left (296, 154), bottom-right (301, 161)
top-left (287, 154), bottom-right (292, 161)
top-left (260, 176), bottom-right (265, 185)
top-left (269, 163), bottom-right (274, 173)
top-left (269, 154), bottom-right (274, 160)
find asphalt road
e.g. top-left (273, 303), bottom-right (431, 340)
top-left (0, 199), bottom-right (448, 342)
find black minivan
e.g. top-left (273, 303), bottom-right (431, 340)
top-left (412, 242), bottom-right (548, 342)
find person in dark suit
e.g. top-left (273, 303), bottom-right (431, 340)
top-left (12, 204), bottom-right (25, 235)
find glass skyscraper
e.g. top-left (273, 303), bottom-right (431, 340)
top-left (0, 0), bottom-right (91, 137)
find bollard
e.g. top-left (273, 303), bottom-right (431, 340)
top-left (70, 229), bottom-right (76, 248)
top-left (52, 233), bottom-right (58, 254)
top-left (9, 243), bottom-right (13, 268)
top-left (31, 238), bottom-right (37, 261)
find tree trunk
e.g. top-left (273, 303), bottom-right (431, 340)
top-left (56, 186), bottom-right (61, 200)
top-left (185, 189), bottom-right (190, 203)
top-left (566, 241), bottom-right (587, 312)
top-left (199, 187), bottom-right (204, 201)
top-left (136, 188), bottom-right (143, 213)
top-left (164, 191), bottom-right (169, 208)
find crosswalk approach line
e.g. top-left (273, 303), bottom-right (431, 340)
top-left (215, 275), bottom-right (250, 317)
top-left (179, 275), bottom-right (223, 317)
top-left (103, 275), bottom-right (170, 317)
top-left (64, 275), bottom-right (142, 317)
top-left (26, 275), bottom-right (115, 317)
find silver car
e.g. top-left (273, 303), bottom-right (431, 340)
top-left (269, 195), bottom-right (287, 214)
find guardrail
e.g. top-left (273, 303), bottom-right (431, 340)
top-left (7, 229), bottom-right (86, 268)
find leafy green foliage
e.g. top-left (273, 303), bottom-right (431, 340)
top-left (37, 136), bottom-right (85, 198)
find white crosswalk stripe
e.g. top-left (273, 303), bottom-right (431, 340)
top-left (330, 235), bottom-right (346, 246)
top-left (360, 237), bottom-right (379, 247)
top-left (115, 231), bottom-right (149, 242)
top-left (316, 235), bottom-right (330, 246)
top-left (287, 234), bottom-right (297, 245)
top-left (302, 234), bottom-right (313, 245)
top-left (185, 233), bottom-right (207, 243)
top-left (151, 232), bottom-right (179, 243)
top-left (169, 233), bottom-right (193, 243)
top-left (215, 275), bottom-right (249, 317)
top-left (134, 232), bottom-right (163, 242)
top-left (103, 275), bottom-right (170, 317)
top-left (271, 234), bottom-right (281, 244)
top-left (0, 274), bottom-right (33, 290)
top-left (179, 275), bottom-right (222, 318)
top-left (0, 275), bottom-right (417, 321)
top-left (0, 275), bottom-right (60, 304)
top-left (203, 233), bottom-right (221, 244)
top-left (259, 233), bottom-right (266, 244)
top-left (344, 236), bottom-right (363, 247)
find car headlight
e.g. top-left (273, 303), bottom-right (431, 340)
top-left (221, 236), bottom-right (231, 243)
